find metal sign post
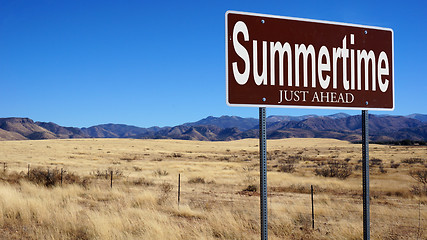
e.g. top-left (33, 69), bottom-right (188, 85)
top-left (259, 107), bottom-right (268, 240)
top-left (362, 110), bottom-right (370, 240)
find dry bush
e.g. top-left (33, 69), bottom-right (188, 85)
top-left (0, 171), bottom-right (26, 185)
top-left (133, 166), bottom-right (143, 171)
top-left (27, 168), bottom-right (80, 187)
top-left (402, 158), bottom-right (424, 164)
top-left (157, 182), bottom-right (173, 205)
top-left (62, 170), bottom-right (81, 184)
top-left (314, 160), bottom-right (352, 179)
top-left (286, 155), bottom-right (304, 163)
top-left (28, 167), bottom-right (57, 187)
top-left (243, 184), bottom-right (257, 192)
top-left (410, 185), bottom-right (427, 196)
top-left (188, 177), bottom-right (205, 184)
top-left (390, 163), bottom-right (400, 168)
top-left (153, 169), bottom-right (169, 177)
top-left (172, 153), bottom-right (183, 158)
top-left (409, 169), bottom-right (427, 196)
top-left (120, 155), bottom-right (139, 161)
top-left (379, 164), bottom-right (387, 174)
top-left (370, 158), bottom-right (383, 166)
top-left (279, 164), bottom-right (296, 173)
top-left (409, 169), bottom-right (427, 185)
top-left (90, 168), bottom-right (122, 179)
top-left (132, 177), bottom-right (154, 186)
top-left (91, 169), bottom-right (110, 179)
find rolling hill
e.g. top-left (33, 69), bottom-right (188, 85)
top-left (0, 114), bottom-right (426, 142)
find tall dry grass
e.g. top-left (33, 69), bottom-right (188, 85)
top-left (0, 138), bottom-right (425, 239)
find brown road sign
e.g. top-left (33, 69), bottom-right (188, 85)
top-left (226, 11), bottom-right (394, 110)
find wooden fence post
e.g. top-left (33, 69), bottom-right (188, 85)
top-left (178, 173), bottom-right (181, 207)
top-left (110, 171), bottom-right (113, 188)
top-left (311, 185), bottom-right (315, 229)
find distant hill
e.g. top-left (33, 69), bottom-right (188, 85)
top-left (0, 113), bottom-right (426, 142)
top-left (0, 118), bottom-right (56, 140)
top-left (183, 116), bottom-right (258, 131)
top-left (407, 113), bottom-right (427, 122)
top-left (36, 122), bottom-right (89, 139)
top-left (266, 113), bottom-right (350, 123)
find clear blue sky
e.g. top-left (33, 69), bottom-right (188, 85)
top-left (1, 0), bottom-right (426, 127)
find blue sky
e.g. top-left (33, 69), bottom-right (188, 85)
top-left (0, 0), bottom-right (426, 127)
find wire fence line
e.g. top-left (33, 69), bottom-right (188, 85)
top-left (1, 161), bottom-right (426, 234)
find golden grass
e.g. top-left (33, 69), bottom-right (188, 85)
top-left (0, 138), bottom-right (426, 239)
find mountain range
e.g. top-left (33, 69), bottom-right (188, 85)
top-left (0, 113), bottom-right (426, 142)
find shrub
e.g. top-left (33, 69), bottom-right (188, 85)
top-left (91, 168), bottom-right (122, 179)
top-left (28, 168), bottom-right (80, 187)
top-left (120, 155), bottom-right (139, 161)
top-left (157, 182), bottom-right (173, 205)
top-left (402, 158), bottom-right (424, 164)
top-left (379, 164), bottom-right (387, 174)
top-left (243, 184), bottom-right (257, 192)
top-left (160, 182), bottom-right (173, 194)
top-left (410, 185), bottom-right (427, 196)
top-left (370, 158), bottom-right (383, 166)
top-left (279, 164), bottom-right (295, 173)
top-left (390, 163), bottom-right (400, 168)
top-left (188, 177), bottom-right (205, 184)
top-left (153, 169), bottom-right (169, 177)
top-left (132, 177), bottom-right (154, 186)
top-left (314, 160), bottom-right (352, 179)
top-left (286, 155), bottom-right (303, 163)
top-left (133, 166), bottom-right (143, 171)
top-left (91, 169), bottom-right (110, 179)
top-left (409, 169), bottom-right (427, 185)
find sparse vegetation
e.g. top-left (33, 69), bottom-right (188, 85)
top-left (243, 184), bottom-right (257, 192)
top-left (403, 158), bottom-right (424, 165)
top-left (132, 177), bottom-right (154, 186)
top-left (278, 163), bottom-right (296, 173)
top-left (391, 162), bottom-right (400, 168)
top-left (0, 138), bottom-right (425, 239)
top-left (157, 182), bottom-right (173, 205)
top-left (370, 157), bottom-right (383, 166)
top-left (410, 169), bottom-right (427, 185)
top-left (153, 169), bottom-right (169, 177)
top-left (314, 160), bottom-right (352, 179)
top-left (188, 177), bottom-right (205, 184)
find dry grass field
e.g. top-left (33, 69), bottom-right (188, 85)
top-left (0, 138), bottom-right (426, 239)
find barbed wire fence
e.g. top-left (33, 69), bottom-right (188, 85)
top-left (0, 161), bottom-right (425, 238)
